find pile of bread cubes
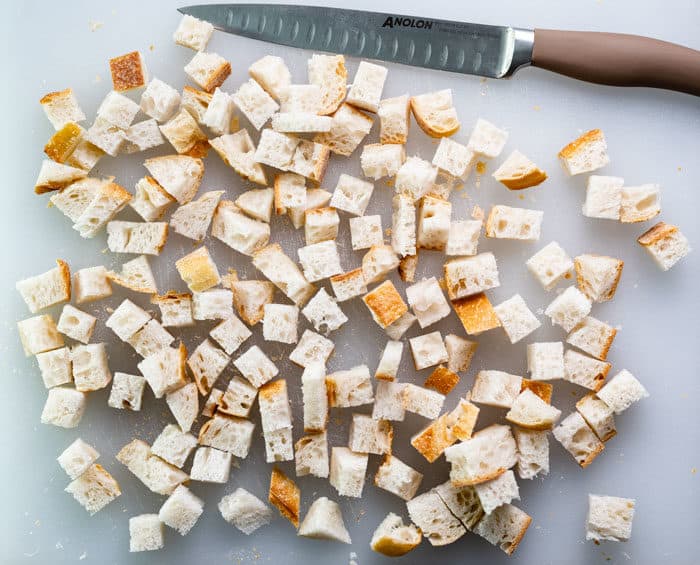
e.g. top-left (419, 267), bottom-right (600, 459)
top-left (17, 13), bottom-right (691, 557)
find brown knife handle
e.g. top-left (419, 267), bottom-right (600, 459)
top-left (532, 29), bottom-right (700, 96)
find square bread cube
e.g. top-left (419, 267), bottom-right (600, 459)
top-left (471, 370), bottom-right (523, 408)
top-left (506, 389), bottom-right (561, 430)
top-left (526, 242), bottom-right (574, 290)
top-left (130, 176), bottom-right (174, 222)
top-left (110, 51), bottom-right (148, 92)
top-left (249, 59), bottom-right (291, 103)
top-left (492, 150), bottom-right (547, 190)
top-left (117, 439), bottom-right (189, 495)
top-left (252, 243), bottom-right (315, 307)
top-left (151, 292), bottom-right (193, 328)
top-left (108, 372), bottom-right (146, 411)
top-left (350, 215), bottom-right (383, 250)
top-left (363, 244), bottom-right (400, 284)
top-left (433, 137), bottom-right (475, 178)
top-left (406, 490), bottom-right (466, 546)
top-left (374, 455), bottom-right (423, 501)
top-left (417, 196), bottom-right (451, 251)
top-left (558, 129), bottom-right (609, 176)
top-left (473, 503), bottom-right (531, 555)
top-left (233, 79), bottom-right (279, 130)
top-left (73, 265), bottom-right (112, 304)
top-left (41, 387), bottom-right (86, 428)
top-left (96, 91), bottom-right (139, 129)
top-left (326, 365), bottom-right (374, 408)
top-left (298, 240), bottom-right (343, 282)
top-left (545, 286), bottom-right (592, 332)
top-left (474, 470), bottom-right (520, 515)
top-left (129, 514), bottom-right (164, 552)
top-left (57, 438), bottom-right (99, 480)
top-left (290, 330), bottom-right (334, 368)
top-left (124, 119), bottom-right (165, 153)
top-left (587, 494), bottom-right (635, 542)
top-left (219, 488), bottom-right (273, 534)
top-left (159, 108), bottom-right (206, 154)
top-left (305, 207), bottom-right (339, 245)
top-left (274, 172), bottom-right (306, 215)
top-left (375, 340), bottom-right (403, 381)
top-left (574, 254), bottom-right (624, 302)
top-left (424, 365), bottom-right (460, 395)
top-left (287, 138), bottom-right (331, 182)
top-left (66, 139), bottom-right (104, 171)
top-left (410, 89), bottom-right (460, 137)
top-left (36, 347), bottom-right (72, 388)
top-left (378, 94), bottom-right (409, 144)
top-left (563, 349), bottom-right (611, 391)
top-left (254, 129), bottom-right (297, 170)
top-left (193, 289), bottom-right (235, 321)
top-left (409, 331), bottom-right (448, 370)
top-left (597, 369), bottom-right (649, 414)
top-left (360, 143), bottom-right (405, 180)
top-left (302, 288), bottom-right (348, 333)
top-left (217, 376), bottom-right (257, 419)
top-left (433, 480), bottom-right (484, 531)
top-left (330, 447), bottom-right (368, 498)
top-left (410, 413), bottom-right (455, 463)
top-left (452, 293), bottom-right (501, 335)
top-left (583, 175), bottom-right (624, 220)
top-left (210, 315), bottom-right (251, 356)
top-left (210, 129), bottom-right (267, 185)
top-left (349, 413), bottom-right (393, 455)
top-left (576, 393), bottom-right (616, 442)
top-left (151, 424), bottom-right (197, 468)
top-left (106, 221), bottom-right (169, 255)
top-left (137, 344), bottom-right (187, 398)
top-left (166, 382), bottom-right (198, 433)
top-left (259, 379), bottom-right (293, 434)
top-left (527, 342), bottom-right (565, 381)
top-left (314, 103), bottom-right (372, 156)
top-left (262, 304), bottom-right (299, 344)
top-left (190, 447), bottom-right (232, 483)
top-left (406, 277), bottom-right (450, 329)
top-left (566, 316), bottom-right (616, 360)
top-left (187, 339), bottom-right (229, 395)
top-left (395, 156), bottom-right (438, 202)
top-left (330, 268), bottom-right (367, 302)
top-left (159, 485), bottom-right (204, 535)
top-left (278, 84), bottom-right (321, 113)
top-left (363, 281), bottom-right (408, 329)
top-left (268, 467), bottom-right (300, 527)
top-left (85, 117), bottom-right (126, 156)
top-left (330, 174), bottom-right (374, 216)
top-left (212, 201), bottom-right (271, 257)
top-left (403, 383), bottom-right (445, 418)
top-left (34, 159), bottom-right (88, 193)
top-left (494, 294), bottom-right (541, 344)
top-left (391, 194), bottom-right (416, 257)
top-left (126, 319), bottom-right (174, 357)
top-left (140, 78), bottom-right (181, 122)
top-left (445, 424), bottom-right (517, 486)
top-left (444, 252), bottom-right (500, 300)
top-left (372, 381), bottom-right (406, 422)
top-left (513, 428), bottom-right (549, 480)
top-left (198, 414), bottom-right (256, 458)
top-left (637, 221), bottom-right (691, 271)
top-left (302, 363), bottom-right (328, 432)
top-left (174, 14), bottom-right (214, 50)
top-left (235, 188), bottom-right (273, 223)
top-left (620, 184), bottom-right (661, 223)
top-left (444, 334), bottom-right (477, 373)
top-left (271, 111), bottom-right (332, 134)
top-left (202, 88), bottom-right (235, 135)
top-left (107, 255), bottom-right (158, 294)
top-left (234, 345), bottom-right (278, 388)
top-left (175, 246), bottom-right (220, 292)
top-left (295, 431), bottom-right (329, 478)
top-left (202, 388), bottom-right (224, 418)
top-left (65, 464), bottom-right (120, 515)
top-left (552, 412), bottom-right (604, 467)
top-left (467, 118), bottom-right (508, 158)
top-left (184, 51), bottom-right (231, 93)
top-left (446, 220), bottom-right (481, 256)
top-left (40, 88), bottom-right (86, 130)
top-left (485, 205), bottom-right (543, 241)
top-left (70, 343), bottom-right (111, 392)
top-left (346, 61), bottom-right (388, 112)
top-left (385, 311), bottom-right (417, 341)
top-left (16, 259), bottom-right (71, 314)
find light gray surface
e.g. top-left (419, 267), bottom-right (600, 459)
top-left (2, 1), bottom-right (699, 564)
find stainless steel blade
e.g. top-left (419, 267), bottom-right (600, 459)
top-left (178, 4), bottom-right (533, 78)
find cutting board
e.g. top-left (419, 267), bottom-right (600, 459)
top-left (2, 1), bottom-right (699, 564)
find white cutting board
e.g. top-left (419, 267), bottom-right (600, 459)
top-left (2, 0), bottom-right (699, 564)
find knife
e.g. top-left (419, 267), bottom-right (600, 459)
top-left (178, 4), bottom-right (700, 97)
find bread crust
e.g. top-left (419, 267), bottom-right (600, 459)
top-left (505, 514), bottom-right (532, 555)
top-left (411, 414), bottom-right (453, 463)
top-left (520, 379), bottom-right (553, 404)
top-left (497, 168), bottom-right (547, 190)
top-left (311, 55), bottom-right (347, 115)
top-left (40, 88), bottom-right (72, 105)
top-left (110, 51), bottom-right (147, 91)
top-left (424, 365), bottom-right (460, 395)
top-left (574, 254), bottom-right (624, 302)
top-left (558, 128), bottom-right (604, 160)
top-left (55, 259), bottom-right (72, 303)
top-left (363, 281), bottom-right (408, 328)
top-left (637, 221), bottom-right (677, 246)
top-left (45, 122), bottom-right (83, 163)
top-left (452, 467), bottom-right (507, 487)
top-left (410, 94), bottom-right (460, 137)
top-left (268, 467), bottom-right (300, 528)
top-left (371, 534), bottom-right (421, 557)
top-left (452, 293), bottom-right (501, 335)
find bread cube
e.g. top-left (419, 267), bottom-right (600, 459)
top-left (452, 293), bottom-right (501, 335)
top-left (187, 338), bottom-right (229, 395)
top-left (587, 494), bottom-right (635, 542)
top-left (433, 138), bottom-right (475, 178)
top-left (582, 175), bottom-right (623, 219)
top-left (513, 428), bottom-right (549, 480)
top-left (559, 128), bottom-right (609, 174)
top-left (40, 88), bottom-right (86, 130)
top-left (252, 243), bottom-right (315, 306)
top-left (375, 340), bottom-right (403, 381)
top-left (108, 372), bottom-right (146, 411)
top-left (249, 55), bottom-right (291, 100)
top-left (399, 253), bottom-right (418, 282)
top-left (129, 514), bottom-right (164, 552)
top-left (212, 201), bottom-right (270, 257)
top-left (298, 497), bottom-right (351, 544)
top-left (65, 464), bottom-right (121, 515)
top-left (105, 299), bottom-right (150, 343)
top-left (70, 343), bottom-right (111, 392)
top-left (233, 78), bottom-right (279, 130)
top-left (41, 387), bottom-right (86, 428)
top-left (170, 190), bottom-right (223, 242)
top-left (527, 342), bottom-right (564, 381)
top-left (200, 88), bottom-right (234, 135)
top-left (123, 119), bottom-right (165, 153)
top-left (117, 438), bottom-right (189, 495)
top-left (305, 207), bottom-right (339, 245)
top-left (36, 347), bottom-right (72, 388)
top-left (620, 183), bottom-right (661, 223)
top-left (363, 281), bottom-right (408, 329)
top-left (301, 362), bottom-right (328, 432)
top-left (402, 384), bottom-right (445, 419)
top-left (446, 220), bottom-right (481, 256)
top-left (278, 84), bottom-right (321, 113)
top-left (140, 78), bottom-right (181, 122)
top-left (261, 303), bottom-right (299, 344)
top-left (254, 129), bottom-right (297, 170)
top-left (373, 381), bottom-right (406, 422)
top-left (232, 190), bottom-right (271, 225)
top-left (417, 196), bottom-right (451, 250)
top-left (494, 294), bottom-right (541, 344)
top-left (545, 286), bottom-right (592, 332)
top-left (110, 51), bottom-right (148, 91)
top-left (597, 369), bottom-right (649, 414)
top-left (302, 288), bottom-right (348, 333)
top-left (137, 343), bottom-right (187, 398)
top-left (34, 160), bottom-right (87, 194)
top-left (198, 414), bottom-right (256, 458)
top-left (485, 205), bottom-right (543, 241)
top-left (143, 154), bottom-right (204, 204)
top-left (564, 349), bottom-right (611, 391)
top-left (576, 393), bottom-right (616, 441)
top-left (159, 108), bottom-right (207, 154)
top-left (349, 413), bottom-right (393, 455)
top-left (637, 221), bottom-right (691, 270)
top-left (444, 334), bottom-right (478, 373)
top-left (106, 221), bottom-right (169, 255)
top-left (287, 138), bottom-right (331, 182)
top-left (151, 292), bottom-right (193, 328)
top-left (330, 447), bottom-right (368, 498)
top-left (298, 240), bottom-right (343, 282)
top-left (234, 345), bottom-right (278, 388)
top-left (434, 480), bottom-right (484, 531)
top-left (149, 425), bottom-right (196, 469)
top-left (385, 311), bottom-right (417, 340)
top-left (326, 365), bottom-right (374, 408)
top-left (271, 112), bottom-right (332, 133)
top-left (377, 94), bottom-right (410, 144)
top-left (175, 247), bottom-right (219, 292)
top-left (360, 143), bottom-right (405, 180)
top-left (444, 252), bottom-right (500, 300)
top-left (406, 490), bottom-right (466, 546)
top-left (295, 431), bottom-right (329, 478)
top-left (181, 85), bottom-right (213, 122)
top-left (96, 91), bottom-right (139, 129)
top-left (526, 241), bottom-right (574, 290)
top-left (493, 150), bottom-right (547, 189)
top-left (362, 244), bottom-right (400, 284)
top-left (72, 266), bottom-right (111, 305)
top-left (84, 117), bottom-right (126, 156)
top-left (391, 194), bottom-right (417, 257)
top-left (210, 129), bottom-right (267, 185)
top-left (57, 438), bottom-right (99, 480)
top-left (409, 332), bottom-right (449, 371)
top-left (273, 172), bottom-right (305, 215)
top-left (424, 365), bottom-right (460, 395)
top-left (190, 447), bottom-right (231, 483)
top-left (410, 89), bottom-right (460, 138)
top-left (212, 377), bottom-right (255, 420)
top-left (166, 382), bottom-right (198, 433)
top-left (289, 330), bottom-right (334, 368)
top-left (268, 466), bottom-right (300, 527)
top-left (349, 215), bottom-right (382, 250)
top-left (16, 259), bottom-right (71, 314)
top-left (130, 176), bottom-right (175, 222)
top-left (259, 379), bottom-right (292, 435)
top-left (219, 488), bottom-right (273, 535)
top-left (202, 388), bottom-right (223, 419)
top-left (467, 118), bottom-right (508, 158)
top-left (108, 255), bottom-right (158, 294)
top-left (44, 122), bottom-right (84, 163)
top-left (307, 54), bottom-right (347, 114)
top-left (566, 316), bottom-right (616, 361)
top-left (345, 61), bottom-right (387, 112)
top-left (473, 504), bottom-right (531, 555)
top-left (471, 370), bottom-right (522, 408)
top-left (184, 51), bottom-right (231, 92)
top-left (17, 315), bottom-right (64, 357)
top-left (574, 253), bottom-right (624, 303)
top-left (405, 277), bottom-right (450, 329)
top-left (330, 268), bottom-right (367, 302)
top-left (473, 470), bottom-right (520, 515)
top-left (445, 424), bottom-right (517, 486)
top-left (50, 177), bottom-right (102, 221)
top-left (395, 156), bottom-right (438, 202)
top-left (314, 102), bottom-right (372, 156)
top-left (552, 412), bottom-right (604, 467)
top-left (330, 174), bottom-right (374, 216)
top-left (174, 14), bottom-right (215, 50)
top-left (374, 455), bottom-right (423, 501)
top-left (159, 485), bottom-right (204, 535)
top-left (506, 389), bottom-right (561, 430)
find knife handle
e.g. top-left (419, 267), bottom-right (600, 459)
top-left (531, 29), bottom-right (700, 96)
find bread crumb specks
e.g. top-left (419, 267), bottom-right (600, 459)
top-left (88, 20), bottom-right (103, 32)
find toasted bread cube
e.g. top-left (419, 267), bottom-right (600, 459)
top-left (349, 413), bottom-right (393, 455)
top-left (362, 244), bottom-right (400, 284)
top-left (159, 485), bottom-right (203, 535)
top-left (410, 413), bottom-right (455, 463)
top-left (346, 61), bottom-right (387, 112)
top-left (295, 431), bottom-right (329, 478)
top-left (83, 117), bottom-right (127, 156)
top-left (259, 379), bottom-right (293, 435)
top-left (553, 412), bottom-right (604, 467)
top-left (18, 314), bottom-right (64, 356)
top-left (597, 369), bottom-right (649, 414)
top-left (108, 372), bottom-right (146, 411)
top-left (16, 259), bottom-right (71, 314)
top-left (233, 78), bottom-right (279, 130)
top-left (360, 143), bottom-right (405, 180)
top-left (449, 398), bottom-right (480, 441)
top-left (210, 129), bottom-right (267, 185)
top-left (330, 268), bottom-right (367, 302)
top-left (587, 494), bottom-right (635, 542)
top-left (108, 255), bottom-right (158, 294)
top-left (44, 122), bottom-right (84, 163)
top-left (226, 278), bottom-right (275, 325)
top-left (175, 246), bottom-right (220, 292)
top-left (526, 242), bottom-right (574, 290)
top-left (41, 387), bottom-right (86, 428)
top-left (36, 347), bottom-right (72, 388)
top-left (190, 447), bottom-right (231, 483)
top-left (137, 343), bottom-right (187, 398)
top-left (474, 504), bottom-right (531, 555)
top-left (363, 281), bottom-right (408, 329)
top-left (506, 390), bottom-right (561, 430)
top-left (212, 201), bottom-right (270, 257)
top-left (234, 345), bottom-right (278, 388)
top-left (583, 175), bottom-right (624, 219)
top-left (403, 383), bottom-right (445, 419)
top-left (106, 299), bottom-right (150, 341)
top-left (70, 343), bottom-right (111, 392)
top-left (527, 342), bottom-right (564, 381)
top-left (274, 172), bottom-right (306, 215)
top-left (249, 55), bottom-right (291, 100)
top-left (330, 447), bottom-right (368, 498)
top-left (198, 414), bottom-right (256, 458)
top-left (444, 334), bottom-right (478, 373)
top-left (252, 243), bottom-right (315, 306)
top-left (493, 150), bottom-right (547, 189)
top-left (96, 91), bottom-right (139, 129)
top-left (215, 376), bottom-right (257, 419)
top-left (471, 370), bottom-right (522, 409)
top-left (150, 292), bottom-right (193, 328)
top-left (140, 78), bottom-right (181, 122)
top-left (452, 293), bottom-right (500, 336)
top-left (473, 470), bottom-right (520, 515)
top-left (409, 332), bottom-right (448, 370)
top-left (410, 89), bottom-right (460, 138)
top-left (34, 159), bottom-right (87, 194)
top-left (485, 205), bottom-right (543, 241)
top-left (307, 54), bottom-right (347, 115)
top-left (174, 14), bottom-right (214, 50)
top-left (417, 196), bottom-right (451, 250)
top-left (40, 88), bottom-right (86, 130)
top-left (349, 215), bottom-right (382, 250)
top-left (159, 108), bottom-right (207, 154)
top-left (290, 330), bottom-right (334, 368)
top-left (637, 221), bottom-right (691, 270)
top-left (406, 277), bottom-right (450, 329)
top-left (513, 428), bottom-right (549, 480)
top-left (467, 118), bottom-right (508, 158)
top-left (235, 188), bottom-right (274, 223)
top-left (130, 176), bottom-right (175, 221)
top-left (424, 365), bottom-right (460, 395)
top-left (374, 455), bottom-right (423, 501)
top-left (269, 467), bottom-right (300, 527)
top-left (434, 480), bottom-right (484, 531)
top-left (314, 103), bottom-right (372, 156)
top-left (406, 490), bottom-right (466, 546)
top-left (564, 349), bottom-right (611, 391)
top-left (110, 51), bottom-right (148, 91)
top-left (330, 174), bottom-right (374, 216)
top-left (444, 252), bottom-right (500, 300)
top-left (494, 294), bottom-right (541, 344)
top-left (558, 129), bottom-right (609, 175)
top-left (298, 240), bottom-right (343, 282)
top-left (65, 464), bottom-right (121, 515)
top-left (385, 311), bottom-right (417, 340)
top-left (187, 338), bottom-right (229, 395)
top-left (107, 221), bottom-right (169, 255)
top-left (301, 362), bottom-right (328, 432)
top-left (57, 438), bottom-right (99, 480)
top-left (395, 156), bottom-right (438, 202)
top-left (373, 381), bottom-right (406, 422)
top-left (445, 424), bottom-right (517, 486)
top-left (378, 94), bottom-right (410, 144)
top-left (219, 488), bottom-right (273, 535)
top-left (398, 256), bottom-right (417, 285)
top-left (545, 286), bottom-right (592, 332)
top-left (129, 514), bottom-right (164, 553)
top-left (326, 365), bottom-right (373, 408)
top-left (576, 393), bottom-right (616, 441)
top-left (446, 220), bottom-right (482, 256)
top-left (620, 184), bottom-right (661, 223)
top-left (566, 316), bottom-right (616, 361)
top-left (433, 137), bottom-right (475, 178)
top-left (184, 51), bottom-right (231, 92)
top-left (375, 340), bottom-right (403, 381)
top-left (391, 194), bottom-right (417, 257)
top-left (574, 254), bottom-right (624, 302)
top-left (302, 288), bottom-right (348, 333)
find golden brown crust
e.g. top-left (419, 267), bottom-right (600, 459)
top-left (591, 363), bottom-right (612, 392)
top-left (371, 533), bottom-right (421, 557)
top-left (520, 379), bottom-right (553, 404)
top-left (259, 379), bottom-right (285, 402)
top-left (324, 376), bottom-right (337, 407)
top-left (452, 293), bottom-right (501, 335)
top-left (309, 144), bottom-right (331, 183)
top-left (398, 254), bottom-right (418, 283)
top-left (40, 88), bottom-right (73, 105)
top-left (269, 467), bottom-right (300, 528)
top-left (637, 221), bottom-right (677, 246)
top-left (410, 414), bottom-right (453, 463)
top-left (450, 401), bottom-right (480, 441)
top-left (184, 139), bottom-right (210, 159)
top-left (330, 268), bottom-right (364, 286)
top-left (315, 55), bottom-right (347, 115)
top-left (150, 291), bottom-right (191, 303)
top-left (558, 129), bottom-right (604, 160)
top-left (175, 247), bottom-right (219, 292)
top-left (505, 514), bottom-right (532, 555)
top-left (56, 259), bottom-right (72, 303)
top-left (44, 122), bottom-right (83, 163)
top-left (576, 393), bottom-right (617, 442)
top-left (410, 96), bottom-right (460, 138)
top-left (109, 51), bottom-right (147, 92)
top-left (362, 281), bottom-right (408, 328)
top-left (498, 169), bottom-right (548, 190)
top-left (424, 365), bottom-right (460, 395)
top-left (578, 441), bottom-right (605, 468)
top-left (598, 327), bottom-right (617, 361)
top-left (202, 61), bottom-right (232, 93)
top-left (574, 254), bottom-right (624, 302)
top-left (452, 467), bottom-right (506, 487)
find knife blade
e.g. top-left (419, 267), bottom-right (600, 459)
top-left (178, 4), bottom-right (534, 78)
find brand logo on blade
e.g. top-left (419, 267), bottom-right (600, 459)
top-left (382, 17), bottom-right (434, 30)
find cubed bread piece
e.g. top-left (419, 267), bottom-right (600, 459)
top-left (424, 365), bottom-right (460, 395)
top-left (108, 372), bottom-right (146, 411)
top-left (106, 221), bottom-right (168, 255)
top-left (249, 55), bottom-right (291, 99)
top-left (301, 362), bottom-right (329, 432)
top-left (41, 387), bottom-right (86, 428)
top-left (452, 292), bottom-right (501, 335)
top-left (558, 128), bottom-right (609, 175)
top-left (398, 254), bottom-right (418, 283)
top-left (298, 497), bottom-right (351, 544)
top-left (583, 175), bottom-right (624, 219)
top-left (44, 122), bottom-right (84, 163)
top-left (137, 343), bottom-right (187, 398)
top-left (406, 490), bottom-right (466, 546)
top-left (474, 470), bottom-right (520, 515)
top-left (151, 292), bottom-right (193, 328)
top-left (274, 172), bottom-right (306, 215)
top-left (395, 156), bottom-right (438, 202)
top-left (375, 340), bottom-right (403, 381)
top-left (269, 467), bottom-right (300, 527)
top-left (65, 464), bottom-right (121, 515)
top-left (564, 349), bottom-right (611, 391)
top-left (189, 447), bottom-right (231, 483)
top-left (506, 390), bottom-right (561, 430)
top-left (290, 330), bottom-right (334, 368)
top-left (73, 265), bottom-right (111, 304)
top-left (175, 246), bottom-right (220, 292)
top-left (84, 117), bottom-right (126, 156)
top-left (298, 240), bottom-right (342, 282)
top-left (330, 268), bottom-right (367, 302)
top-left (151, 424), bottom-right (197, 468)
top-left (597, 369), bottom-right (649, 414)
top-left (219, 488), bottom-right (273, 535)
top-left (552, 412), bottom-right (604, 467)
top-left (410, 413), bottom-right (454, 462)
top-left (181, 85), bottom-right (212, 122)
top-left (259, 379), bottom-right (293, 435)
top-left (117, 439), bottom-right (189, 495)
top-left (203, 390), bottom-right (224, 418)
top-left (527, 342), bottom-right (565, 381)
top-left (466, 118), bottom-right (508, 158)
top-left (446, 220), bottom-right (482, 256)
top-left (184, 51), bottom-right (231, 92)
top-left (545, 286), bottom-right (592, 332)
top-left (198, 414), bottom-right (256, 458)
top-left (278, 84), bottom-right (322, 113)
top-left (409, 332), bottom-right (449, 371)
top-left (159, 108), bottom-right (207, 155)
top-left (209, 315), bottom-right (251, 356)
top-left (212, 201), bottom-right (270, 257)
top-left (234, 345), bottom-right (279, 388)
top-left (362, 281), bottom-right (407, 329)
top-left (566, 316), bottom-right (616, 361)
top-left (330, 447), bottom-right (368, 498)
top-left (485, 205), bottom-right (543, 241)
top-left (391, 194), bottom-right (416, 257)
top-left (434, 481), bottom-right (484, 530)
top-left (253, 130), bottom-right (297, 171)
top-left (232, 78), bottom-right (279, 130)
top-left (252, 243), bottom-right (315, 306)
top-left (402, 383), bottom-right (445, 419)
top-left (192, 289), bottom-right (233, 321)
top-left (65, 139), bottom-right (104, 172)
top-left (108, 255), bottom-right (158, 294)
top-left (444, 252), bottom-right (500, 300)
top-left (349, 215), bottom-right (383, 250)
top-left (410, 89), bottom-right (459, 137)
top-left (360, 143), bottom-right (405, 180)
top-left (376, 93), bottom-right (410, 144)
top-left (362, 245), bottom-right (400, 284)
top-left (17, 314), bottom-right (64, 356)
top-left (129, 514), bottom-right (164, 553)
top-left (170, 190), bottom-right (223, 241)
top-left (444, 334), bottom-right (478, 373)
top-left (471, 370), bottom-right (522, 409)
top-left (513, 428), bottom-right (549, 480)
top-left (587, 494), bottom-right (635, 542)
top-left (474, 503), bottom-right (532, 555)
top-left (521, 378), bottom-right (554, 403)
top-left (576, 393), bottom-right (616, 441)
top-left (16, 259), bottom-right (71, 314)
top-left (271, 112), bottom-right (332, 133)
top-left (330, 174), bottom-right (374, 216)
top-left (57, 438), bottom-right (99, 480)
top-left (34, 160), bottom-right (87, 194)
top-left (406, 276), bottom-right (451, 329)
top-left (261, 304), bottom-right (299, 344)
top-left (620, 184), bottom-right (661, 223)
top-left (315, 103), bottom-right (372, 155)
top-left (305, 207), bottom-right (339, 245)
top-left (40, 88), bottom-right (86, 130)
top-left (375, 455), bottom-right (423, 501)
top-left (110, 51), bottom-right (148, 91)
top-left (165, 382), bottom-right (199, 433)
top-left (201, 88), bottom-right (235, 135)
top-left (493, 150), bottom-right (547, 189)
top-left (50, 178), bottom-right (104, 223)
top-left (370, 513), bottom-right (422, 557)
top-left (187, 339), bottom-right (229, 395)
top-left (295, 431), bottom-right (329, 478)
top-left (159, 485), bottom-right (204, 535)
top-left (349, 413), bottom-right (393, 455)
top-left (637, 221), bottom-right (691, 270)
top-left (445, 424), bottom-right (517, 486)
top-left (385, 311), bottom-right (417, 340)
top-left (526, 242), bottom-right (574, 290)
top-left (235, 189), bottom-right (274, 224)
top-left (141, 78), bottom-right (181, 122)
top-left (210, 129), bottom-right (267, 185)
top-left (417, 195), bottom-right (451, 250)
top-left (302, 288), bottom-right (348, 333)
top-left (373, 381), bottom-right (406, 422)
top-left (96, 91), bottom-right (139, 129)
top-left (432, 137), bottom-right (475, 178)
top-left (574, 254), bottom-right (624, 302)
top-left (130, 176), bottom-right (175, 222)
top-left (493, 294), bottom-right (541, 344)
top-left (70, 343), bottom-right (111, 392)
top-left (216, 376), bottom-right (257, 419)
top-left (307, 54), bottom-right (347, 115)
top-left (346, 61), bottom-right (387, 112)
top-left (144, 154), bottom-right (204, 204)
top-left (226, 279), bottom-right (275, 325)
top-left (326, 365), bottom-right (374, 408)
top-left (123, 119), bottom-right (165, 153)
top-left (288, 139), bottom-right (331, 183)
top-left (36, 347), bottom-right (72, 388)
